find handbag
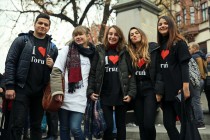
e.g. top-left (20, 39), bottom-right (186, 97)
top-left (92, 100), bottom-right (107, 139)
top-left (180, 93), bottom-right (201, 140)
top-left (42, 78), bottom-right (64, 112)
top-left (84, 99), bottom-right (106, 139)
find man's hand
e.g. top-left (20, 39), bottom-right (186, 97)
top-left (46, 55), bottom-right (54, 68)
top-left (6, 90), bottom-right (16, 100)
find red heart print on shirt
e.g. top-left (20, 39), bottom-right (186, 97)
top-left (137, 58), bottom-right (145, 68)
top-left (38, 46), bottom-right (46, 57)
top-left (109, 55), bottom-right (119, 64)
top-left (161, 50), bottom-right (169, 60)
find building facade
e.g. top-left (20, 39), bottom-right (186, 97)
top-left (171, 0), bottom-right (210, 53)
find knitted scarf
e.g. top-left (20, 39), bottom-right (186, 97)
top-left (67, 42), bottom-right (95, 93)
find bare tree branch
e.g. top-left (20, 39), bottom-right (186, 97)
top-left (79, 0), bottom-right (96, 25)
top-left (98, 0), bottom-right (112, 42)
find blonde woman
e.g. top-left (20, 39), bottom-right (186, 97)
top-left (51, 25), bottom-right (95, 140)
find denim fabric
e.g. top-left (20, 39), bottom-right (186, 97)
top-left (200, 79), bottom-right (205, 94)
top-left (58, 108), bottom-right (85, 140)
top-left (190, 83), bottom-right (204, 124)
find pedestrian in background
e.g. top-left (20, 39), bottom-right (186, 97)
top-left (157, 16), bottom-right (191, 140)
top-left (50, 25), bottom-right (95, 140)
top-left (189, 42), bottom-right (207, 94)
top-left (5, 13), bottom-right (58, 140)
top-left (127, 27), bottom-right (164, 140)
top-left (188, 46), bottom-right (206, 130)
top-left (204, 53), bottom-right (210, 114)
top-left (87, 25), bottom-right (136, 140)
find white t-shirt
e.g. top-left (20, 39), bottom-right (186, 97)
top-left (54, 45), bottom-right (90, 113)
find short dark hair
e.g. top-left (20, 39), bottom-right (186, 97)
top-left (35, 13), bottom-right (51, 25)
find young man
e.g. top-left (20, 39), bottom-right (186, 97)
top-left (5, 13), bottom-right (58, 140)
top-left (189, 43), bottom-right (206, 129)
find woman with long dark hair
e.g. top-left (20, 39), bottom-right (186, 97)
top-left (157, 16), bottom-right (191, 139)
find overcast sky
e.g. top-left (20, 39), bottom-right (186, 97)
top-left (0, 0), bottom-right (116, 73)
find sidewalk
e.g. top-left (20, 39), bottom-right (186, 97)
top-left (52, 124), bottom-right (210, 140)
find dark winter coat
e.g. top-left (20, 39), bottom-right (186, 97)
top-left (5, 31), bottom-right (58, 90)
top-left (87, 44), bottom-right (136, 99)
top-left (148, 42), bottom-right (164, 95)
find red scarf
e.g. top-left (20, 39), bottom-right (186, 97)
top-left (67, 44), bottom-right (82, 93)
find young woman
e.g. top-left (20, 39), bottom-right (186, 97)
top-left (87, 25), bottom-right (136, 140)
top-left (157, 16), bottom-right (191, 139)
top-left (127, 27), bottom-right (163, 140)
top-left (50, 25), bottom-right (95, 140)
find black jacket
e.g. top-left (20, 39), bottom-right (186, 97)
top-left (87, 44), bottom-right (136, 99)
top-left (5, 31), bottom-right (58, 90)
top-left (148, 42), bottom-right (164, 95)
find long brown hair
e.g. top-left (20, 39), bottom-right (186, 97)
top-left (103, 25), bottom-right (127, 52)
top-left (157, 16), bottom-right (185, 49)
top-left (127, 27), bottom-right (150, 67)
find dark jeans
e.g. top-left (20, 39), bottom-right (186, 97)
top-left (134, 89), bottom-right (157, 140)
top-left (162, 100), bottom-right (182, 140)
top-left (101, 104), bottom-right (127, 140)
top-left (204, 89), bottom-right (210, 114)
top-left (7, 92), bottom-right (44, 140)
top-left (46, 111), bottom-right (58, 138)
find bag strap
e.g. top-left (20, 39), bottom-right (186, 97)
top-left (0, 100), bottom-right (8, 130)
top-left (181, 93), bottom-right (194, 122)
top-left (0, 112), bottom-right (5, 130)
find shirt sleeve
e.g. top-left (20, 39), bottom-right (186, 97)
top-left (53, 45), bottom-right (69, 73)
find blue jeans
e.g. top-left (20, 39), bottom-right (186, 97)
top-left (190, 83), bottom-right (204, 124)
top-left (200, 79), bottom-right (205, 94)
top-left (58, 108), bottom-right (85, 140)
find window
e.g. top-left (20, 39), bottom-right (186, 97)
top-left (190, 7), bottom-right (195, 24)
top-left (176, 15), bottom-right (181, 26)
top-left (201, 2), bottom-right (208, 21)
top-left (183, 9), bottom-right (186, 24)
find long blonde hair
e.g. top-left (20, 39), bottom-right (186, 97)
top-left (127, 27), bottom-right (150, 67)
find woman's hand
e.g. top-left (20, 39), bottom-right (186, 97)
top-left (182, 82), bottom-right (190, 100)
top-left (54, 94), bottom-right (63, 102)
top-left (123, 95), bottom-right (131, 102)
top-left (90, 93), bottom-right (99, 101)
